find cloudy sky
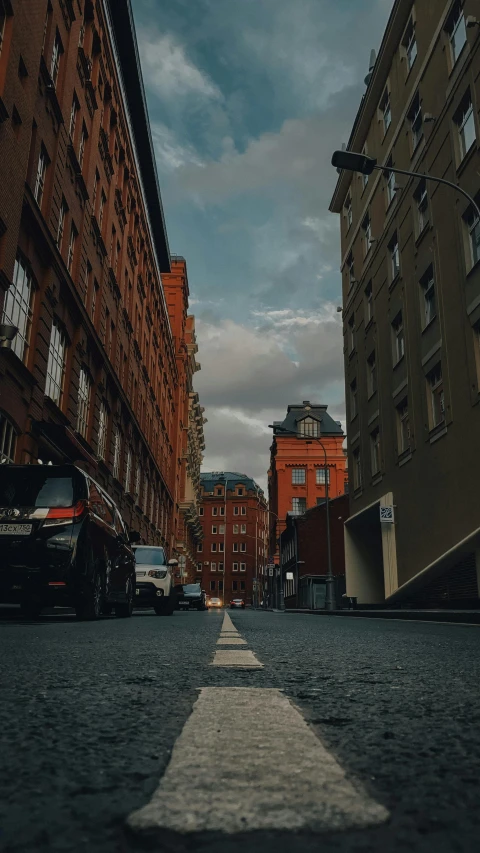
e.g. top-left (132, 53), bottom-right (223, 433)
top-left (131, 0), bottom-right (393, 492)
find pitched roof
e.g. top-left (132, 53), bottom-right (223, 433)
top-left (200, 471), bottom-right (264, 496)
top-left (272, 402), bottom-right (344, 437)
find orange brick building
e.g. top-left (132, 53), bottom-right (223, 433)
top-left (0, 1), bottom-right (204, 555)
top-left (197, 473), bottom-right (268, 606)
top-left (268, 402), bottom-right (347, 561)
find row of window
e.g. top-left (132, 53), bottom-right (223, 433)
top-left (291, 468), bottom-right (331, 485)
top-left (199, 505), bottom-right (248, 516)
top-left (205, 580), bottom-right (247, 592)
top-left (196, 562), bottom-right (248, 573)
top-left (212, 486), bottom-right (246, 497)
top-left (209, 524), bottom-right (248, 534)
top-left (350, 360), bottom-right (446, 491)
top-left (198, 542), bottom-right (249, 553)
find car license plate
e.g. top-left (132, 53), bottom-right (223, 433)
top-left (0, 523), bottom-right (32, 535)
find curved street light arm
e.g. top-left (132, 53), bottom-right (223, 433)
top-left (374, 164), bottom-right (480, 221)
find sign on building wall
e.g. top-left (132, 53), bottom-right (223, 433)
top-left (380, 506), bottom-right (395, 523)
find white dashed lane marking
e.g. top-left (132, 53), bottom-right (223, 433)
top-left (212, 612), bottom-right (262, 667)
top-left (127, 687), bottom-right (389, 835)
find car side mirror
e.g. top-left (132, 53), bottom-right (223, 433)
top-left (128, 530), bottom-right (141, 544)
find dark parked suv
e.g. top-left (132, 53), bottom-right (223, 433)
top-left (175, 583), bottom-right (207, 611)
top-left (0, 464), bottom-right (137, 620)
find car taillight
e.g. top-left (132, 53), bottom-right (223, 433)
top-left (44, 500), bottom-right (87, 524)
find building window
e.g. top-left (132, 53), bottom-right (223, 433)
top-left (427, 364), bottom-right (445, 428)
top-left (420, 266), bottom-right (436, 328)
top-left (219, 562), bottom-right (224, 573)
top-left (350, 378), bottom-right (357, 419)
top-left (241, 506), bottom-right (246, 515)
top-left (233, 542), bottom-right (238, 552)
top-left (57, 199), bottom-right (67, 248)
top-left (367, 350), bottom-right (377, 397)
top-left (362, 212), bottom-right (372, 256)
top-left (233, 524), bottom-right (239, 534)
top-left (212, 525), bottom-right (217, 534)
top-left (385, 157), bottom-right (396, 206)
top-left (298, 417), bottom-right (319, 437)
top-left (199, 506), bottom-right (204, 516)
top-left (210, 580), bottom-right (216, 591)
top-left (234, 506), bottom-right (239, 515)
top-left (125, 447), bottom-right (132, 492)
top-left (241, 524), bottom-right (246, 533)
top-left (219, 524), bottom-right (225, 535)
top-left (344, 193), bottom-right (353, 230)
top-left (197, 542), bottom-right (203, 553)
top-left (392, 312), bottom-right (405, 364)
top-left (365, 281), bottom-right (373, 325)
top-left (50, 30), bottom-right (62, 86)
top-left (69, 94), bottom-right (79, 139)
top-left (232, 580), bottom-right (238, 591)
top-left (353, 448), bottom-right (362, 491)
top-left (135, 463), bottom-right (141, 503)
top-left (211, 562), bottom-right (216, 572)
top-left (66, 223), bottom-right (77, 273)
top-left (97, 402), bottom-right (108, 460)
top-left (1, 254), bottom-right (34, 363)
top-left (240, 564), bottom-right (246, 573)
top-left (112, 428), bottom-right (121, 479)
top-left (360, 144), bottom-right (368, 190)
top-left (396, 398), bottom-right (410, 454)
top-left (408, 92), bottom-right (423, 151)
top-left (389, 233), bottom-right (400, 280)
top-left (34, 146), bottom-right (48, 207)
top-left (292, 497), bottom-right (307, 515)
top-left (316, 468), bottom-right (330, 485)
top-left (98, 190), bottom-right (106, 229)
top-left (446, 2), bottom-right (467, 67)
top-left (380, 88), bottom-right (391, 134)
top-left (0, 414), bottom-right (17, 464)
top-left (346, 251), bottom-right (355, 291)
top-left (454, 91), bottom-right (476, 162)
top-left (211, 543), bottom-right (217, 553)
top-left (292, 468), bottom-right (306, 484)
top-left (197, 563), bottom-right (202, 573)
top-left (219, 506), bottom-right (225, 516)
top-left (414, 179), bottom-right (429, 235)
top-left (463, 202), bottom-right (480, 269)
top-left (219, 580), bottom-right (224, 592)
top-left (76, 368), bottom-right (91, 438)
top-left (215, 487), bottom-right (223, 496)
top-left (370, 428), bottom-right (381, 476)
top-left (403, 15), bottom-right (417, 71)
top-left (78, 123), bottom-right (88, 169)
top-left (45, 321), bottom-right (66, 405)
top-left (212, 507), bottom-right (218, 516)
top-left (233, 562), bottom-right (239, 572)
top-left (240, 543), bottom-right (246, 553)
top-left (237, 488), bottom-right (244, 496)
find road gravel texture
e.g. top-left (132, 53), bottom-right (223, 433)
top-left (0, 608), bottom-right (479, 853)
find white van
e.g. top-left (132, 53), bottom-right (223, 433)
top-left (132, 546), bottom-right (175, 615)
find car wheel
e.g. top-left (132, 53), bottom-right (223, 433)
top-left (20, 596), bottom-right (43, 619)
top-left (153, 604), bottom-right (163, 616)
top-left (163, 597), bottom-right (174, 616)
top-left (115, 577), bottom-right (134, 618)
top-left (75, 570), bottom-right (102, 621)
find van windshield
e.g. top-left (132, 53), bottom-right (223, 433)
top-left (134, 547), bottom-right (166, 566)
top-left (0, 469), bottom-right (79, 507)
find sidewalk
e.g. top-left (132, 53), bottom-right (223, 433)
top-left (284, 608), bottom-right (480, 624)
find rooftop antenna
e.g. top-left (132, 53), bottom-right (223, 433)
top-left (364, 49), bottom-right (377, 86)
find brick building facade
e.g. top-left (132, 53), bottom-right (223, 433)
top-left (329, 0), bottom-right (480, 606)
top-left (0, 1), bottom-right (204, 555)
top-left (279, 494), bottom-right (349, 609)
top-left (268, 402), bottom-right (347, 562)
top-left (197, 473), bottom-right (268, 606)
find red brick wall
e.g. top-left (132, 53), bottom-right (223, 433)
top-left (0, 1), bottom-right (179, 551)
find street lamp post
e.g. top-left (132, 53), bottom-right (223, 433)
top-left (331, 150), bottom-right (480, 221)
top-left (268, 425), bottom-right (337, 612)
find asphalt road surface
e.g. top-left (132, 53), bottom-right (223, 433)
top-left (1, 607), bottom-right (479, 853)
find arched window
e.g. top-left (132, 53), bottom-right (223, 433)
top-left (298, 417), bottom-right (320, 437)
top-left (0, 413), bottom-right (17, 464)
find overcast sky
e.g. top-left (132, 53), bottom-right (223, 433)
top-left (131, 0), bottom-right (393, 493)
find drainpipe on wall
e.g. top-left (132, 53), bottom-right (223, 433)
top-left (294, 518), bottom-right (299, 609)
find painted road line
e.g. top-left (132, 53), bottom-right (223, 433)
top-left (221, 612), bottom-right (236, 631)
top-left (211, 649), bottom-right (263, 667)
top-left (216, 637), bottom-right (247, 645)
top-left (128, 687), bottom-right (389, 835)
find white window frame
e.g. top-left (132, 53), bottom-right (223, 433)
top-left (211, 562), bottom-right (216, 572)
top-left (428, 364), bottom-right (445, 428)
top-left (380, 88), bottom-right (391, 134)
top-left (241, 524), bottom-right (246, 534)
top-left (233, 542), bottom-right (239, 552)
top-left (233, 562), bottom-right (239, 572)
top-left (464, 204), bottom-right (480, 269)
top-left (365, 281), bottom-right (373, 324)
top-left (76, 367), bottom-right (91, 439)
top-left (367, 351), bottom-right (377, 397)
top-left (212, 506), bottom-right (218, 516)
top-left (392, 312), bottom-right (405, 364)
top-left (240, 543), bottom-right (246, 553)
top-left (233, 524), bottom-right (239, 534)
top-left (50, 30), bottom-right (62, 86)
top-left (403, 16), bottom-right (417, 72)
top-left (0, 413), bottom-right (17, 464)
top-left (408, 92), bottom-right (423, 151)
top-left (385, 161), bottom-right (396, 206)
top-left (34, 147), bottom-right (48, 207)
top-left (212, 525), bottom-right (217, 534)
top-left (241, 506), bottom-right (246, 515)
top-left (199, 506), bottom-right (204, 516)
top-left (69, 95), bottom-right (79, 139)
top-left (78, 124), bottom-right (87, 169)
top-left (234, 506), bottom-right (239, 515)
top-left (414, 179), bottom-right (429, 235)
top-left (211, 542), bottom-right (217, 553)
top-left (389, 234), bottom-right (400, 280)
top-left (315, 468), bottom-right (330, 485)
top-left (420, 267), bottom-right (436, 328)
top-left (446, 2), bottom-right (467, 67)
top-left (291, 468), bottom-right (306, 484)
top-left (112, 427), bottom-right (121, 480)
top-left (370, 428), bottom-right (381, 476)
top-left (292, 497), bottom-right (307, 515)
top-left (298, 417), bottom-right (320, 437)
top-left (362, 212), bottom-right (372, 255)
top-left (344, 193), bottom-right (353, 230)
top-left (67, 223), bottom-right (77, 273)
top-left (1, 254), bottom-right (34, 363)
top-left (240, 563), bottom-right (246, 572)
top-left (45, 321), bottom-right (67, 405)
top-left (97, 402), bottom-right (108, 461)
top-left (455, 92), bottom-right (476, 162)
top-left (397, 398), bottom-right (410, 454)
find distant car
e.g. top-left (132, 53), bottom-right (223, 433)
top-left (0, 464), bottom-right (137, 620)
top-left (230, 598), bottom-right (245, 609)
top-left (132, 546), bottom-right (175, 616)
top-left (208, 597), bottom-right (222, 609)
top-left (176, 583), bottom-right (207, 611)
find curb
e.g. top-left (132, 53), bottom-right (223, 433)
top-left (284, 608), bottom-right (480, 625)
